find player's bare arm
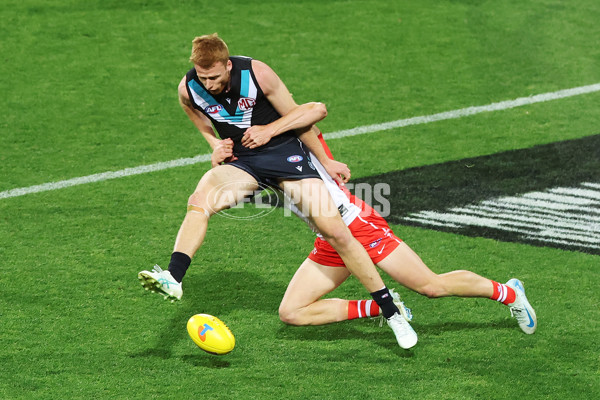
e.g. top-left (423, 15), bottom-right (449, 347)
top-left (241, 60), bottom-right (326, 147)
top-left (241, 102), bottom-right (327, 148)
top-left (296, 128), bottom-right (351, 183)
top-left (250, 60), bottom-right (298, 114)
top-left (211, 138), bottom-right (237, 167)
top-left (179, 77), bottom-right (237, 167)
top-left (246, 60), bottom-right (349, 182)
top-left (178, 76), bottom-right (221, 150)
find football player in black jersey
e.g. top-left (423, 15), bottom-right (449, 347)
top-left (138, 33), bottom-right (417, 349)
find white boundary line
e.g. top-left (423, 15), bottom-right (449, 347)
top-left (2, 83), bottom-right (599, 200)
top-left (324, 83), bottom-right (600, 139)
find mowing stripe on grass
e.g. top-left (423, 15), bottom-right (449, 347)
top-left (2, 83), bottom-right (599, 200)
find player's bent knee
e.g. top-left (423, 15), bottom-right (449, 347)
top-left (319, 226), bottom-right (353, 250)
top-left (278, 304), bottom-right (306, 326)
top-left (187, 192), bottom-right (212, 218)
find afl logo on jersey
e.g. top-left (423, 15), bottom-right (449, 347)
top-left (238, 97), bottom-right (256, 111)
top-left (205, 105), bottom-right (223, 114)
top-left (287, 155), bottom-right (303, 163)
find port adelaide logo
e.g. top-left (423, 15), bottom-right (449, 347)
top-left (238, 97), bottom-right (256, 111)
top-left (355, 135), bottom-right (600, 255)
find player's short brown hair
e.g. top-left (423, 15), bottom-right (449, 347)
top-left (189, 33), bottom-right (230, 68)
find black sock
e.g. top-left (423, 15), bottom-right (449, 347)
top-left (370, 287), bottom-right (399, 319)
top-left (168, 252), bottom-right (191, 283)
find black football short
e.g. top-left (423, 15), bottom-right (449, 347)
top-left (227, 138), bottom-right (321, 188)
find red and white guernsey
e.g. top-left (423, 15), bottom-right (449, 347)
top-left (289, 133), bottom-right (403, 267)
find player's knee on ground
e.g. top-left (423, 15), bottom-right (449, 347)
top-left (278, 303), bottom-right (306, 326)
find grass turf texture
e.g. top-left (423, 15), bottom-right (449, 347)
top-left (1, 0), bottom-right (599, 399)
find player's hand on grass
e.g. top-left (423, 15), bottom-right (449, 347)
top-left (211, 138), bottom-right (238, 167)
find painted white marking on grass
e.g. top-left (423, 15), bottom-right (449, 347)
top-left (324, 83), bottom-right (600, 139)
top-left (0, 154), bottom-right (211, 199)
top-left (548, 187), bottom-right (600, 200)
top-left (471, 202), bottom-right (600, 224)
top-left (492, 195), bottom-right (600, 214)
top-left (452, 205), bottom-right (599, 233)
top-left (402, 182), bottom-right (600, 250)
top-left (1, 83), bottom-right (599, 200)
top-left (522, 191), bottom-right (600, 206)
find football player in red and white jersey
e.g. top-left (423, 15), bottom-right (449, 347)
top-left (139, 34), bottom-right (418, 349)
top-left (278, 132), bottom-right (538, 335)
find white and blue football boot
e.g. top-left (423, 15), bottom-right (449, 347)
top-left (390, 288), bottom-right (413, 322)
top-left (506, 278), bottom-right (537, 334)
top-left (138, 265), bottom-right (182, 302)
top-left (387, 312), bottom-right (418, 349)
top-left (386, 288), bottom-right (417, 349)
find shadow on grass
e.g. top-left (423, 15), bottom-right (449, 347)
top-left (414, 318), bottom-right (515, 335)
top-left (274, 317), bottom-right (517, 356)
top-left (129, 269), bottom-right (281, 364)
top-left (181, 354), bottom-right (231, 368)
top-left (276, 322), bottom-right (417, 358)
top-left (184, 269), bottom-right (286, 314)
top-left (127, 303), bottom-right (195, 361)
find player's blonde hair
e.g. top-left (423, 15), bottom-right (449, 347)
top-left (189, 33), bottom-right (230, 68)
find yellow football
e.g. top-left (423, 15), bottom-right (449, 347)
top-left (186, 314), bottom-right (235, 355)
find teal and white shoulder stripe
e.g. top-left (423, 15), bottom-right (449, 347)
top-left (187, 70), bottom-right (256, 127)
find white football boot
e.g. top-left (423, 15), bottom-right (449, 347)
top-left (138, 265), bottom-right (182, 302)
top-left (387, 312), bottom-right (418, 349)
top-left (506, 278), bottom-right (537, 334)
top-left (389, 288), bottom-right (413, 322)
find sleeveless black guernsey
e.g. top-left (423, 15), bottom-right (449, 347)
top-left (185, 56), bottom-right (296, 155)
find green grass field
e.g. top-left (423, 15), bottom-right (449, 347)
top-left (1, 1), bottom-right (599, 399)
